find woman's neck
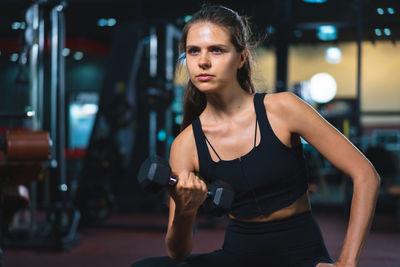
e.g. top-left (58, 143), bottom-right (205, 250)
top-left (202, 88), bottom-right (253, 124)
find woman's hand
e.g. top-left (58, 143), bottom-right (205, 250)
top-left (166, 170), bottom-right (208, 216)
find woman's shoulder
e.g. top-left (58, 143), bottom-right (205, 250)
top-left (171, 124), bottom-right (196, 153)
top-left (263, 91), bottom-right (301, 113)
top-left (263, 91), bottom-right (321, 134)
top-left (169, 123), bottom-right (198, 171)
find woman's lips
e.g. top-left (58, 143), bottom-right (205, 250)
top-left (197, 75), bottom-right (214, 82)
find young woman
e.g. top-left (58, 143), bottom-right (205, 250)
top-left (132, 5), bottom-right (380, 267)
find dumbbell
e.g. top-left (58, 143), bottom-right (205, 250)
top-left (137, 154), bottom-right (235, 217)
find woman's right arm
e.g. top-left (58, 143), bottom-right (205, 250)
top-left (165, 128), bottom-right (207, 261)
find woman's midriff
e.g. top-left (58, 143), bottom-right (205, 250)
top-left (228, 192), bottom-right (311, 222)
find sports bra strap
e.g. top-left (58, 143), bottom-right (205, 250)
top-left (254, 92), bottom-right (270, 135)
top-left (192, 117), bottom-right (213, 179)
top-left (254, 116), bottom-right (258, 147)
top-left (204, 136), bottom-right (222, 161)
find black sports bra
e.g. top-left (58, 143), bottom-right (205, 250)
top-left (192, 93), bottom-right (309, 219)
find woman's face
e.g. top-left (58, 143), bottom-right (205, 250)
top-left (185, 22), bottom-right (245, 93)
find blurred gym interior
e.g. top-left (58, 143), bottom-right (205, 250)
top-left (0, 0), bottom-right (399, 266)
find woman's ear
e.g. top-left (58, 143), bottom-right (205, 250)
top-left (238, 50), bottom-right (247, 69)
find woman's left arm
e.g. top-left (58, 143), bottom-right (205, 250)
top-left (280, 92), bottom-right (381, 267)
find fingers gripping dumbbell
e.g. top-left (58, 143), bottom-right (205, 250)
top-left (137, 154), bottom-right (235, 217)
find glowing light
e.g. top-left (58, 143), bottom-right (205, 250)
top-left (375, 28), bottom-right (382, 36)
top-left (10, 53), bottom-right (19, 62)
top-left (317, 25), bottom-right (337, 41)
top-left (157, 130), bottom-right (167, 142)
top-left (70, 103), bottom-right (98, 118)
top-left (302, 0), bottom-right (327, 3)
top-left (387, 8), bottom-right (394, 15)
top-left (62, 48), bottom-right (70, 56)
top-left (107, 18), bottom-right (117, 27)
top-left (82, 104), bottom-right (98, 115)
top-left (326, 47), bottom-right (342, 64)
top-left (73, 51), bottom-right (84, 61)
top-left (56, 5), bottom-right (63, 12)
top-left (174, 115), bottom-right (183, 125)
top-left (97, 18), bottom-right (107, 27)
top-left (300, 81), bottom-right (312, 103)
top-left (59, 184), bottom-right (68, 192)
top-left (70, 105), bottom-right (81, 118)
top-left (377, 8), bottom-right (384, 15)
top-left (26, 110), bottom-right (35, 117)
top-left (11, 21), bottom-right (21, 30)
top-left (384, 28), bottom-right (391, 36)
top-left (309, 73), bottom-right (337, 104)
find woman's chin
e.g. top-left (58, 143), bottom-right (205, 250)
top-left (194, 83), bottom-right (221, 94)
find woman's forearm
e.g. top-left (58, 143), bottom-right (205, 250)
top-left (165, 211), bottom-right (197, 261)
top-left (337, 168), bottom-right (381, 266)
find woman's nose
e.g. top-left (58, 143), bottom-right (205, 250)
top-left (198, 53), bottom-right (210, 69)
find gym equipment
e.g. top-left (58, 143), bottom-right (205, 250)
top-left (0, 130), bottom-right (50, 253)
top-left (1, 131), bottom-right (50, 161)
top-left (138, 154), bottom-right (235, 217)
top-left (77, 21), bottom-right (182, 219)
top-left (0, 1), bottom-right (81, 252)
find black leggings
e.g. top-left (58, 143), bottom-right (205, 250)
top-left (131, 210), bottom-right (333, 267)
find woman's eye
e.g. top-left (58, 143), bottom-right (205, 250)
top-left (188, 48), bottom-right (198, 54)
top-left (212, 48), bottom-right (222, 53)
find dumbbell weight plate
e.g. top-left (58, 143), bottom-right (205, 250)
top-left (202, 179), bottom-right (235, 217)
top-left (137, 154), bottom-right (173, 193)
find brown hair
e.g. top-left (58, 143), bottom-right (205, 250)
top-left (178, 5), bottom-right (257, 131)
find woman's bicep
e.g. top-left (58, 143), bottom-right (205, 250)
top-left (167, 130), bottom-right (196, 230)
top-left (285, 93), bottom-right (376, 180)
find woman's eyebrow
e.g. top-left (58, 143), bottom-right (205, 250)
top-left (186, 44), bottom-right (229, 49)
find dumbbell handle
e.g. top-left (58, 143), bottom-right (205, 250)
top-left (167, 176), bottom-right (212, 196)
top-left (168, 176), bottom-right (178, 186)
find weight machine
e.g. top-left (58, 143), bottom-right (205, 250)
top-left (0, 0), bottom-right (80, 254)
top-left (77, 19), bottom-right (182, 224)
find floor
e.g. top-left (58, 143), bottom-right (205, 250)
top-left (2, 210), bottom-right (400, 267)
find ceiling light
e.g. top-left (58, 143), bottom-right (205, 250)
top-left (73, 51), bottom-right (84, 61)
top-left (62, 48), bottom-right (70, 57)
top-left (309, 73), bottom-right (337, 104)
top-left (11, 21), bottom-right (21, 30)
top-left (59, 184), bottom-right (68, 192)
top-left (107, 18), bottom-right (117, 27)
top-left (302, 0), bottom-right (327, 3)
top-left (26, 110), bottom-right (35, 117)
top-left (97, 18), bottom-right (107, 27)
top-left (174, 115), bottom-right (183, 125)
top-left (377, 8), bottom-right (384, 15)
top-left (317, 25), bottom-right (337, 41)
top-left (384, 28), bottom-right (391, 36)
top-left (326, 47), bottom-right (342, 64)
top-left (157, 130), bottom-right (167, 142)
